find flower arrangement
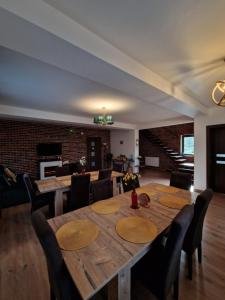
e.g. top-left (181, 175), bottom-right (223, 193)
top-left (123, 173), bottom-right (137, 185)
top-left (79, 156), bottom-right (86, 167)
top-left (122, 172), bottom-right (139, 191)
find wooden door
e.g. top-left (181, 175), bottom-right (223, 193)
top-left (87, 137), bottom-right (102, 171)
top-left (207, 125), bottom-right (225, 193)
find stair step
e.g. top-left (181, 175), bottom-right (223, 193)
top-left (175, 159), bottom-right (187, 162)
top-left (179, 162), bottom-right (194, 168)
top-left (142, 133), bottom-right (193, 170)
top-left (169, 155), bottom-right (183, 159)
top-left (178, 168), bottom-right (194, 174)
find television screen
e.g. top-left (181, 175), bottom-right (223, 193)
top-left (37, 143), bottom-right (62, 156)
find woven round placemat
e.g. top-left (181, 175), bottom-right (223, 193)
top-left (91, 199), bottom-right (120, 214)
top-left (138, 188), bottom-right (157, 197)
top-left (155, 185), bottom-right (180, 193)
top-left (56, 219), bottom-right (99, 251)
top-left (159, 195), bottom-right (189, 209)
top-left (116, 216), bottom-right (158, 244)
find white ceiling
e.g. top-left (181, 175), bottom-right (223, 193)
top-left (45, 0), bottom-right (225, 108)
top-left (2, 0), bottom-right (222, 128)
top-left (0, 46), bottom-right (184, 125)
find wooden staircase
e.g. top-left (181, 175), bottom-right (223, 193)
top-left (141, 130), bottom-right (194, 176)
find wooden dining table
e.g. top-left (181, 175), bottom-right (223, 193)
top-left (35, 171), bottom-right (124, 216)
top-left (48, 183), bottom-right (198, 300)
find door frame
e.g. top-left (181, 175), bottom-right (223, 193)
top-left (206, 124), bottom-right (225, 189)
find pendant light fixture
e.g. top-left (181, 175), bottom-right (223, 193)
top-left (93, 107), bottom-right (114, 125)
top-left (212, 80), bottom-right (225, 107)
top-left (211, 59), bottom-right (225, 107)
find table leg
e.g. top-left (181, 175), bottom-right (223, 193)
top-left (112, 177), bottom-right (118, 196)
top-left (119, 177), bottom-right (123, 194)
top-left (54, 190), bottom-right (64, 216)
top-left (107, 266), bottom-right (131, 300)
top-left (118, 266), bottom-right (131, 300)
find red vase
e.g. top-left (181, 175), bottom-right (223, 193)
top-left (131, 189), bottom-right (138, 209)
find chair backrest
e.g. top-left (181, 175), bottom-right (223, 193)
top-left (183, 189), bottom-right (213, 253)
top-left (31, 210), bottom-right (73, 300)
top-left (68, 163), bottom-right (79, 175)
top-left (91, 178), bottom-right (113, 202)
top-left (122, 174), bottom-right (140, 192)
top-left (22, 173), bottom-right (36, 204)
top-left (160, 205), bottom-right (194, 298)
top-left (113, 162), bottom-right (124, 172)
top-left (69, 174), bottom-right (90, 211)
top-left (170, 171), bottom-right (192, 190)
top-left (98, 168), bottom-right (112, 181)
top-left (56, 165), bottom-right (70, 177)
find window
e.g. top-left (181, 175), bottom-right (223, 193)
top-left (181, 135), bottom-right (194, 156)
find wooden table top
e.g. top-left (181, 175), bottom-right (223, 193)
top-left (48, 183), bottom-right (197, 300)
top-left (35, 170), bottom-right (124, 193)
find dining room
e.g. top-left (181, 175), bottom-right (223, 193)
top-left (1, 166), bottom-right (224, 300)
top-left (1, 1), bottom-right (225, 300)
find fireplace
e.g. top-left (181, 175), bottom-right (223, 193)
top-left (40, 160), bottom-right (62, 179)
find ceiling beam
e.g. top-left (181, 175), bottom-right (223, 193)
top-left (0, 104), bottom-right (137, 129)
top-left (0, 1), bottom-right (208, 117)
top-left (138, 117), bottom-right (193, 130)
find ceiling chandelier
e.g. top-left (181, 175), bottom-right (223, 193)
top-left (93, 107), bottom-right (114, 125)
top-left (212, 80), bottom-right (225, 107)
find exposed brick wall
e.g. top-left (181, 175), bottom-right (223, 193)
top-left (0, 119), bottom-right (110, 179)
top-left (139, 123), bottom-right (194, 170)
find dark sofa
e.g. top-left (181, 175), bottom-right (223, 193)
top-left (0, 165), bottom-right (28, 208)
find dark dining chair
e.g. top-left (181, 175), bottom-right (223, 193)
top-left (182, 188), bottom-right (213, 279)
top-left (22, 173), bottom-right (55, 217)
top-left (122, 174), bottom-right (140, 192)
top-left (31, 210), bottom-right (82, 300)
top-left (132, 205), bottom-right (194, 300)
top-left (90, 178), bottom-right (113, 202)
top-left (170, 171), bottom-right (192, 191)
top-left (68, 163), bottom-right (79, 175)
top-left (56, 165), bottom-right (70, 177)
top-left (67, 174), bottom-right (90, 211)
top-left (98, 168), bottom-right (112, 181)
top-left (113, 161), bottom-right (124, 173)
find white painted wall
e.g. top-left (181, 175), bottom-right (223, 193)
top-left (110, 129), bottom-right (139, 172)
top-left (194, 107), bottom-right (225, 190)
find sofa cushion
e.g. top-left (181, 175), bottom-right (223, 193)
top-left (4, 167), bottom-right (17, 183)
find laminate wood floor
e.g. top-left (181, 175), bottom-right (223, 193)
top-left (0, 169), bottom-right (225, 300)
